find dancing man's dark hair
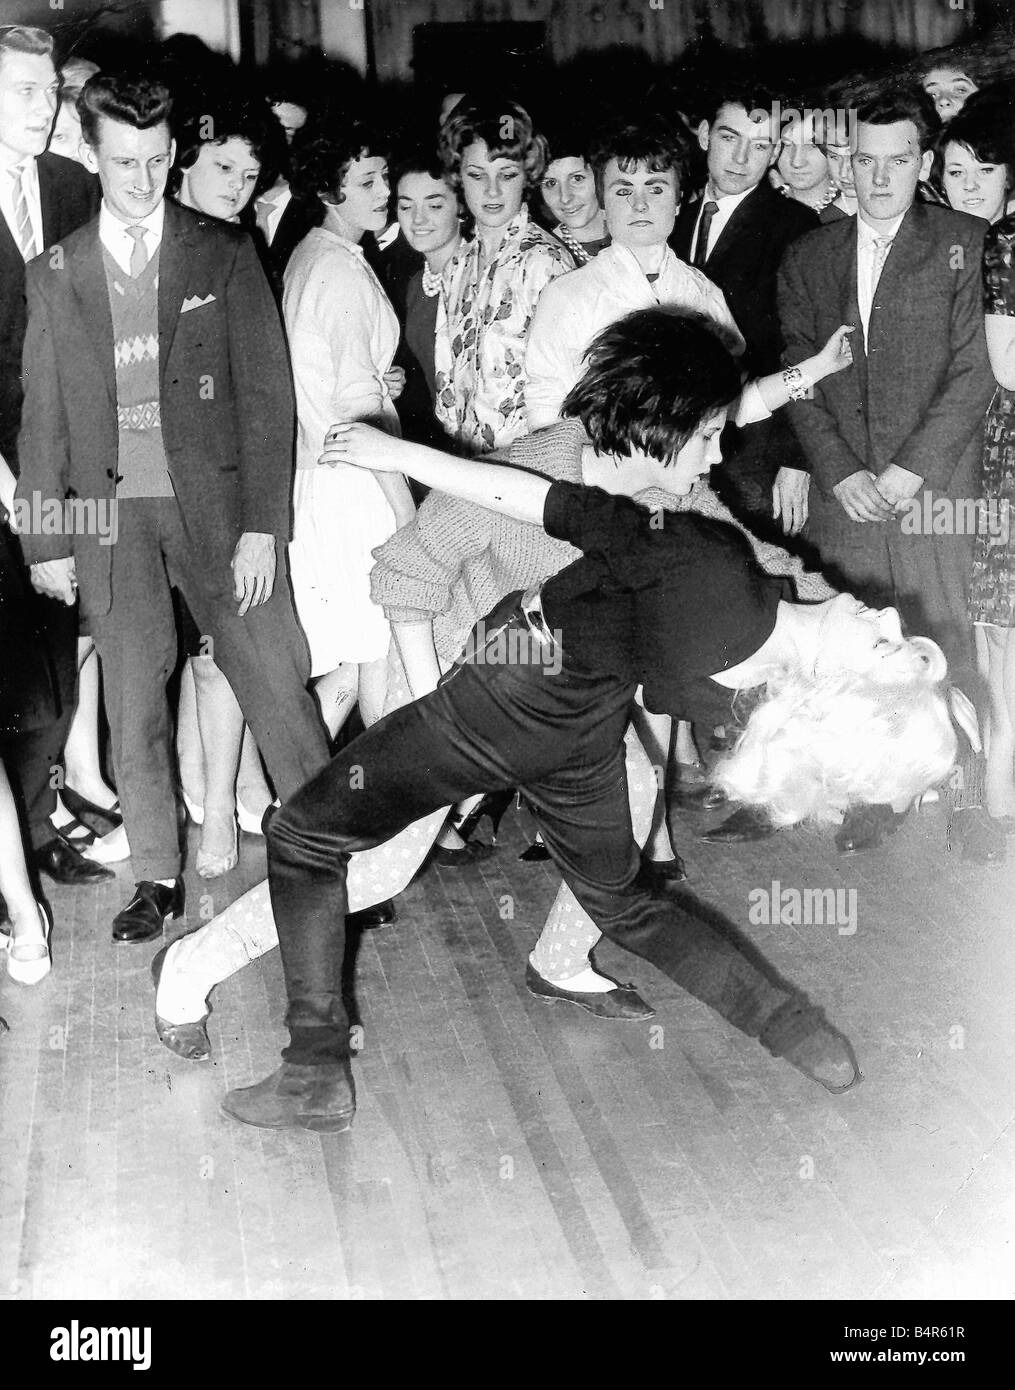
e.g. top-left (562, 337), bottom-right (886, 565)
top-left (587, 117), bottom-right (692, 205)
top-left (288, 121), bottom-right (385, 206)
top-left (854, 87), bottom-right (940, 151)
top-left (562, 308), bottom-right (742, 462)
top-left (78, 72), bottom-right (173, 147)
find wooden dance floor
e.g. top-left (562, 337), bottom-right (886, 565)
top-left (2, 801), bottom-right (1013, 1301)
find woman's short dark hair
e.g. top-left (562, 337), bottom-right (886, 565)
top-left (587, 118), bottom-right (691, 206)
top-left (930, 86), bottom-right (1015, 194)
top-left (562, 308), bottom-right (742, 462)
top-left (288, 121), bottom-right (386, 206)
top-left (78, 72), bottom-right (173, 148)
top-left (439, 97), bottom-right (547, 190)
top-left (391, 144), bottom-right (449, 191)
top-left (170, 99), bottom-right (285, 195)
top-left (854, 87), bottom-right (941, 152)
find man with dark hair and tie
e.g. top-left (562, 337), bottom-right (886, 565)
top-left (671, 81), bottom-right (817, 556)
top-left (0, 23), bottom-right (104, 892)
top-left (15, 72), bottom-right (330, 943)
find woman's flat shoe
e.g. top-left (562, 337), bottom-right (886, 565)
top-left (431, 839), bottom-right (495, 867)
top-left (60, 785), bottom-right (122, 829)
top-left (83, 823), bottom-right (131, 864)
top-left (151, 944), bottom-right (211, 1061)
top-left (195, 818), bottom-right (238, 879)
top-left (525, 962), bottom-right (655, 1020)
top-left (5, 901), bottom-right (53, 985)
top-left (237, 799), bottom-right (270, 836)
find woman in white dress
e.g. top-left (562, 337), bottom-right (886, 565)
top-left (285, 124), bottom-right (415, 736)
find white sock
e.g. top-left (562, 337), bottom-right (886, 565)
top-left (155, 877), bottom-right (176, 888)
top-left (154, 939), bottom-right (208, 1024)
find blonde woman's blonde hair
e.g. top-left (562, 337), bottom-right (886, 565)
top-left (714, 638), bottom-right (957, 825)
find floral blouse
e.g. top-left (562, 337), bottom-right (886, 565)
top-left (434, 206), bottom-right (575, 453)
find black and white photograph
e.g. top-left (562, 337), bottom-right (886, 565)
top-left (0, 0), bottom-right (1011, 1344)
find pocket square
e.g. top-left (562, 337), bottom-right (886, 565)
top-left (181, 293), bottom-right (216, 314)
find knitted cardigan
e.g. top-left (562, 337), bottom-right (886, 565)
top-left (370, 418), bottom-right (833, 665)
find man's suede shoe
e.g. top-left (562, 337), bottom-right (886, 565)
top-left (112, 879), bottom-right (184, 943)
top-left (834, 803), bottom-right (906, 855)
top-left (759, 997), bottom-right (860, 1094)
top-left (221, 1060), bottom-right (356, 1132)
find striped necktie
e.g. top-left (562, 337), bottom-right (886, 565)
top-left (8, 164), bottom-right (38, 262)
top-left (125, 225), bottom-right (148, 277)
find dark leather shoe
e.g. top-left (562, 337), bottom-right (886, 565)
top-left (221, 1060), bottom-right (356, 1132)
top-left (636, 853), bottom-right (688, 891)
top-left (35, 836), bottom-right (114, 885)
top-left (948, 807), bottom-right (1007, 864)
top-left (347, 899), bottom-right (395, 930)
top-left (525, 961), bottom-right (655, 1020)
top-left (759, 997), bottom-right (860, 1093)
top-left (834, 803), bottom-right (906, 855)
top-left (151, 943), bottom-right (210, 1061)
top-left (112, 879), bottom-right (184, 943)
top-left (519, 840), bottom-right (551, 862)
top-left (699, 807), bottom-right (776, 844)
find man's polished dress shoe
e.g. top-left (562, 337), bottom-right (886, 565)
top-left (221, 1060), bottom-right (356, 1132)
top-left (347, 899), bottom-right (395, 930)
top-left (112, 879), bottom-right (184, 943)
top-left (524, 961), bottom-right (655, 1020)
top-left (151, 943), bottom-right (210, 1061)
top-left (759, 997), bottom-right (860, 1093)
top-left (35, 836), bottom-right (114, 885)
top-left (699, 807), bottom-right (777, 844)
top-left (834, 803), bottom-right (906, 855)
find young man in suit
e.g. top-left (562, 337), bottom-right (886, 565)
top-left (776, 88), bottom-right (995, 852)
top-left (671, 82), bottom-right (817, 540)
top-left (0, 23), bottom-right (106, 890)
top-left (16, 72), bottom-right (331, 942)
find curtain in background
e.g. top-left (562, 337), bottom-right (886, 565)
top-left (370, 0), bottom-right (974, 84)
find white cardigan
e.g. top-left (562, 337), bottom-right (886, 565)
top-left (524, 242), bottom-right (768, 432)
top-left (283, 226), bottom-right (400, 470)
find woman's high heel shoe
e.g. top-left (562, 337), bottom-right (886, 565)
top-left (5, 901), bottom-right (53, 985)
top-left (195, 816), bottom-right (239, 879)
top-left (431, 790), bottom-right (513, 867)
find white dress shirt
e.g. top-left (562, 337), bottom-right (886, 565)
top-left (855, 210), bottom-right (906, 343)
top-left (0, 153), bottom-right (43, 258)
top-left (99, 200), bottom-right (166, 275)
top-left (254, 181), bottom-right (292, 246)
top-left (690, 184), bottom-right (754, 263)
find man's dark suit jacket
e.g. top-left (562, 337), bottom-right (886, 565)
top-left (0, 152), bottom-right (98, 466)
top-left (671, 181), bottom-right (817, 376)
top-left (777, 202), bottom-right (994, 500)
top-left (16, 200), bottom-right (296, 618)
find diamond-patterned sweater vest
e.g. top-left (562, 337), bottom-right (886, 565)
top-left (102, 244), bottom-right (175, 498)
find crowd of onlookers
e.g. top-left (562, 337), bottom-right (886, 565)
top-left (2, 17), bottom-right (1015, 988)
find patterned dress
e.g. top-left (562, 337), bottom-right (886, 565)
top-left (434, 206), bottom-right (574, 453)
top-left (970, 217), bottom-right (1015, 628)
